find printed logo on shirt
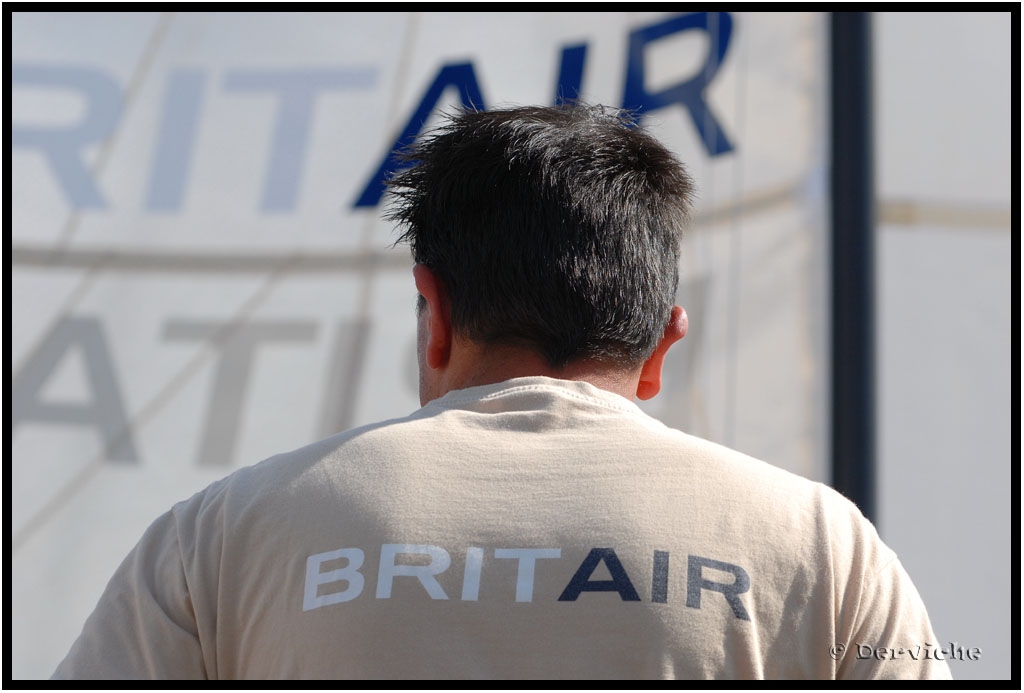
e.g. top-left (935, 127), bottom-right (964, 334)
top-left (303, 544), bottom-right (751, 621)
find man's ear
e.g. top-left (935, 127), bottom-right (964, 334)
top-left (636, 306), bottom-right (688, 401)
top-left (413, 264), bottom-right (452, 370)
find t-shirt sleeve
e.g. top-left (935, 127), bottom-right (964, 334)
top-left (834, 548), bottom-right (953, 680)
top-left (51, 509), bottom-right (207, 680)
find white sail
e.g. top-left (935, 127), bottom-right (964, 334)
top-left (11, 12), bottom-right (830, 678)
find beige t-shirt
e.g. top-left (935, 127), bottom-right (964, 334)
top-left (53, 377), bottom-right (951, 680)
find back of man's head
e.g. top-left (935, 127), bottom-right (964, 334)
top-left (386, 103), bottom-right (695, 369)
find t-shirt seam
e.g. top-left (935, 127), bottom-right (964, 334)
top-left (431, 383), bottom-right (642, 415)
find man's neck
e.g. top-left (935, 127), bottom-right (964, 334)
top-left (427, 337), bottom-right (642, 403)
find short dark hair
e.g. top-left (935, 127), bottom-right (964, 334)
top-left (385, 103), bottom-right (695, 369)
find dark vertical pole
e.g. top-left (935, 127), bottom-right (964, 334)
top-left (830, 12), bottom-right (876, 522)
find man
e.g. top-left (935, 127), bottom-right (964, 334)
top-left (53, 103), bottom-right (950, 680)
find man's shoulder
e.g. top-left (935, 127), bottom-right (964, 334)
top-left (168, 410), bottom-right (430, 523)
top-left (647, 422), bottom-right (882, 547)
top-left (649, 422), bottom-right (835, 500)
